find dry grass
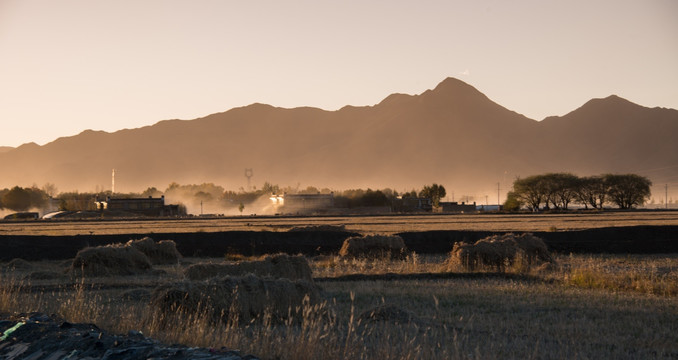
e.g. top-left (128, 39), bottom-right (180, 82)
top-left (1, 254), bottom-right (677, 359)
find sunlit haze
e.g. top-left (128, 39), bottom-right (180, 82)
top-left (1, 0), bottom-right (677, 147)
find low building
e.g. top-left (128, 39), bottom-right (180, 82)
top-left (439, 201), bottom-right (477, 213)
top-left (393, 197), bottom-right (433, 212)
top-left (270, 193), bottom-right (335, 214)
top-left (94, 196), bottom-right (182, 216)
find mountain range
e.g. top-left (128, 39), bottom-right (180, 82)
top-left (1, 77), bottom-right (676, 200)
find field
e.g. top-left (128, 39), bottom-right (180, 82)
top-left (1, 211), bottom-right (678, 236)
top-left (1, 212), bottom-right (678, 359)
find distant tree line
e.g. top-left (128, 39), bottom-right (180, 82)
top-left (0, 186), bottom-right (50, 212)
top-left (504, 173), bottom-right (652, 211)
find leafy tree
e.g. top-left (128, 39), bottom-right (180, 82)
top-left (2, 186), bottom-right (31, 211)
top-left (238, 202), bottom-right (245, 214)
top-left (503, 191), bottom-right (523, 212)
top-left (512, 175), bottom-right (547, 211)
top-left (141, 187), bottom-right (162, 197)
top-left (419, 183), bottom-right (447, 207)
top-left (543, 173), bottom-right (579, 210)
top-left (605, 174), bottom-right (652, 209)
top-left (575, 176), bottom-right (610, 209)
top-left (361, 189), bottom-right (389, 207)
top-left (42, 183), bottom-right (58, 198)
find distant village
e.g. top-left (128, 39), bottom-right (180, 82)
top-left (0, 172), bottom-right (667, 220)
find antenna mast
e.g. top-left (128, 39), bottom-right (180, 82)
top-left (245, 168), bottom-right (253, 191)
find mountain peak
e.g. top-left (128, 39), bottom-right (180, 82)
top-left (423, 77), bottom-right (489, 102)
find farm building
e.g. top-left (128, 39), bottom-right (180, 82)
top-left (393, 197), bottom-right (433, 212)
top-left (439, 201), bottom-right (477, 213)
top-left (270, 193), bottom-right (335, 213)
top-left (94, 196), bottom-right (182, 216)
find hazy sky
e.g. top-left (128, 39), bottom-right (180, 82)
top-left (1, 0), bottom-right (676, 147)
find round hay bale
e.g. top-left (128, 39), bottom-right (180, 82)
top-left (127, 237), bottom-right (182, 265)
top-left (184, 254), bottom-right (313, 282)
top-left (150, 274), bottom-right (322, 325)
top-left (338, 234), bottom-right (407, 259)
top-left (70, 244), bottom-right (152, 277)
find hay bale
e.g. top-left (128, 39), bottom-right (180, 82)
top-left (449, 233), bottom-right (553, 271)
top-left (3, 258), bottom-right (33, 271)
top-left (127, 237), bottom-right (181, 265)
top-left (338, 234), bottom-right (407, 259)
top-left (70, 244), bottom-right (152, 277)
top-left (150, 274), bottom-right (322, 324)
top-left (184, 254), bottom-right (313, 282)
top-left (511, 233), bottom-right (554, 264)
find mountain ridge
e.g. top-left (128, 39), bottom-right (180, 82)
top-left (1, 78), bottom-right (675, 199)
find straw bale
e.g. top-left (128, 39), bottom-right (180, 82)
top-left (2, 258), bottom-right (33, 271)
top-left (127, 237), bottom-right (182, 265)
top-left (70, 244), bottom-right (152, 277)
top-left (339, 234), bottom-right (407, 259)
top-left (150, 274), bottom-right (322, 324)
top-left (184, 254), bottom-right (313, 282)
top-left (510, 233), bottom-right (554, 264)
top-left (450, 233), bottom-right (553, 271)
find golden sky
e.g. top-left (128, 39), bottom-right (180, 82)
top-left (1, 0), bottom-right (676, 147)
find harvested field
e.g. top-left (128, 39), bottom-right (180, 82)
top-left (1, 211), bottom-right (677, 236)
top-left (1, 253), bottom-right (676, 359)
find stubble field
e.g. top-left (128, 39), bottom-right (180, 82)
top-left (1, 211), bottom-right (677, 236)
top-left (1, 212), bottom-right (677, 359)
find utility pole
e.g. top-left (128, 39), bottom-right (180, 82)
top-left (667, 184), bottom-right (669, 210)
top-left (497, 182), bottom-right (501, 206)
top-left (112, 169), bottom-right (115, 194)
